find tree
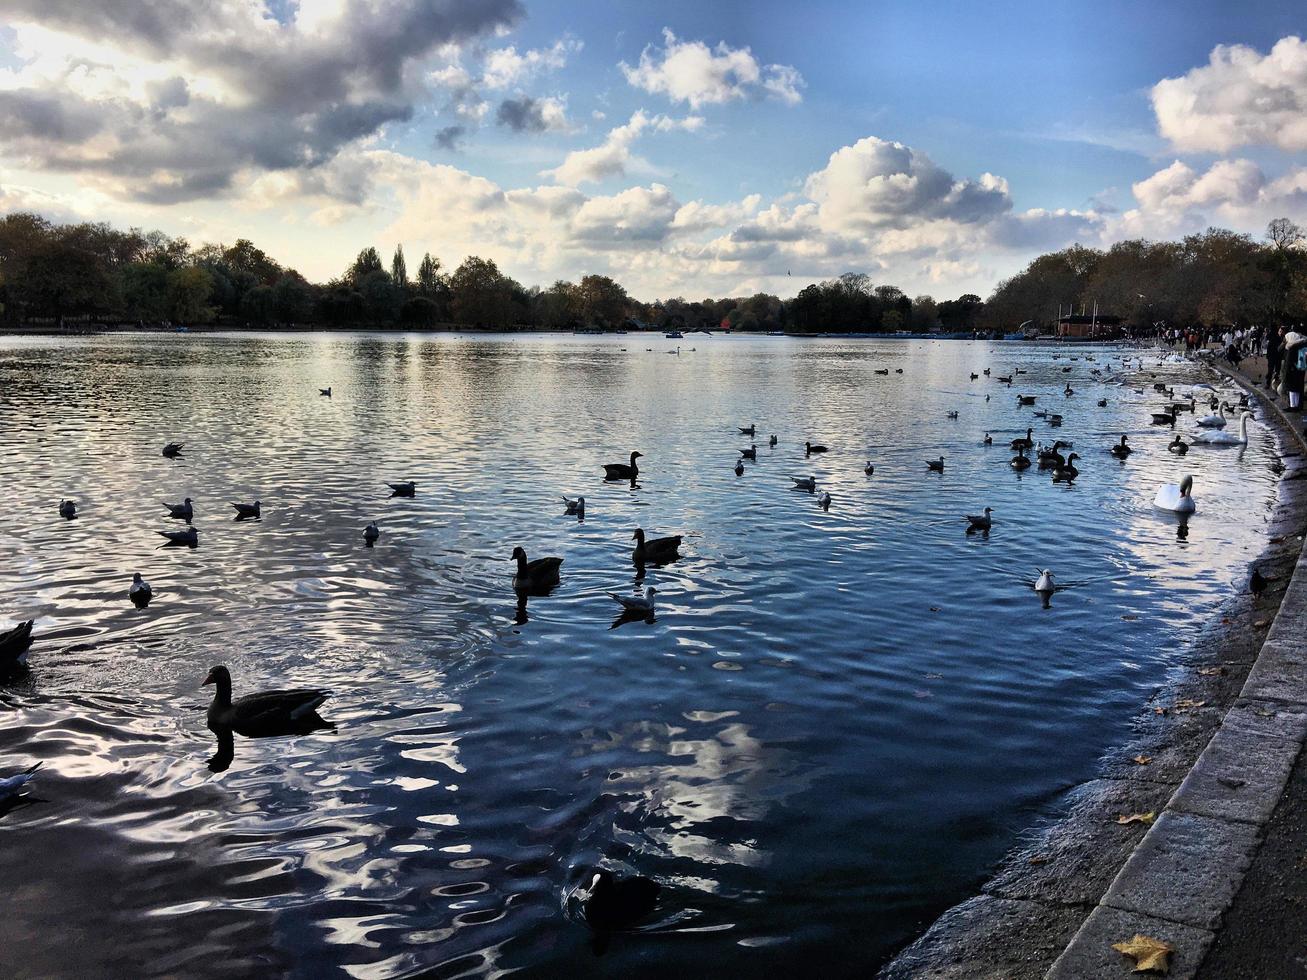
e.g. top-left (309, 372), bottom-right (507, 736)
top-left (272, 273), bottom-right (315, 322)
top-left (1268, 218), bottom-right (1304, 252)
top-left (881, 309), bottom-right (904, 331)
top-left (19, 242), bottom-right (111, 319)
top-left (416, 252), bottom-right (442, 296)
top-left (223, 239), bottom-right (282, 286)
top-left (576, 274), bottom-right (629, 325)
top-left (349, 247), bottom-right (385, 286)
top-left (240, 284), bottom-right (275, 323)
top-left (448, 256), bottom-right (514, 327)
top-left (167, 266), bottom-right (214, 323)
top-left (120, 262), bottom-right (172, 321)
top-left (358, 268), bottom-right (400, 322)
top-left (391, 244), bottom-right (408, 288)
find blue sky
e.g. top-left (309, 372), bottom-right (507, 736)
top-left (0, 0), bottom-right (1304, 300)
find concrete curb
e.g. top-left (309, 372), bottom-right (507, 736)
top-left (1045, 365), bottom-right (1307, 978)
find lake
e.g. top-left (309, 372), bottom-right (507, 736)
top-left (0, 332), bottom-right (1278, 977)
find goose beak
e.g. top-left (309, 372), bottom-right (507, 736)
top-left (201, 670), bottom-right (215, 686)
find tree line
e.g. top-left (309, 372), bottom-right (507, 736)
top-left (0, 210), bottom-right (1302, 333)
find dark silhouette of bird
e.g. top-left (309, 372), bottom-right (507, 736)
top-left (577, 869), bottom-right (660, 932)
top-left (1250, 568), bottom-right (1268, 597)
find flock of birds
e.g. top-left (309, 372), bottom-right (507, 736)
top-left (0, 344), bottom-right (1277, 933)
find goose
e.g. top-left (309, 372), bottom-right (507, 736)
top-left (946, 411), bottom-right (959, 419)
top-left (1097, 398), bottom-right (1107, 408)
top-left (769, 435), bottom-right (778, 447)
top-left (997, 375), bottom-right (1013, 384)
top-left (1171, 398), bottom-right (1196, 415)
top-left (983, 432), bottom-right (993, 445)
top-left (874, 368), bottom-right (889, 375)
top-left (970, 373), bottom-right (979, 381)
top-left (1062, 366), bottom-right (1073, 373)
top-left (1110, 435), bottom-right (1132, 458)
top-left (739, 424), bottom-right (756, 436)
top-left (164, 497), bottom-right (193, 520)
top-left (202, 665), bottom-right (331, 737)
top-left (232, 501), bottom-right (261, 519)
top-left (1047, 414), bottom-right (1063, 426)
top-left (387, 481), bottom-right (416, 497)
top-left (1154, 474), bottom-right (1196, 513)
top-left (608, 586), bottom-right (657, 615)
top-left (1010, 428), bottom-right (1034, 451)
top-left (577, 869), bottom-right (660, 932)
top-left (158, 527), bottom-right (198, 546)
top-left (926, 457), bottom-right (945, 473)
top-left (1064, 384), bottom-right (1075, 396)
top-left (563, 495), bottom-right (585, 517)
top-left (1191, 411), bottom-right (1252, 445)
top-left (1037, 441), bottom-right (1068, 468)
top-left (792, 476), bottom-right (817, 491)
top-left (895, 368), bottom-right (903, 374)
top-left (162, 442), bottom-right (183, 458)
top-left (734, 459), bottom-right (744, 476)
top-left (818, 491), bottom-right (832, 511)
top-left (1196, 403), bottom-right (1228, 428)
top-left (864, 461), bottom-right (874, 475)
top-left (740, 445), bottom-right (757, 460)
top-left (965, 507), bottom-right (993, 531)
top-left (320, 387), bottom-right (332, 397)
top-left (129, 572), bottom-right (152, 603)
top-left (511, 546), bottom-right (563, 592)
top-left (805, 441), bottom-right (828, 455)
top-left (363, 521), bottom-right (380, 544)
top-left (1052, 453), bottom-right (1080, 483)
top-left (1250, 568), bottom-right (1268, 597)
top-left (603, 451), bottom-right (642, 480)
top-left (1150, 409), bottom-right (1176, 427)
top-left (1035, 569), bottom-right (1055, 595)
top-left (1010, 448), bottom-right (1031, 470)
top-left (983, 368), bottom-right (991, 376)
top-left (632, 528), bottom-right (682, 565)
top-left (1015, 368), bottom-right (1027, 375)
top-left (0, 761), bottom-right (41, 803)
top-left (1168, 435), bottom-right (1189, 455)
top-left (0, 620), bottom-right (34, 672)
top-left (58, 499), bottom-right (76, 519)
top-left (1017, 395), bottom-right (1036, 406)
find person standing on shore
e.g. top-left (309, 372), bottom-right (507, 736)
top-left (1282, 330), bottom-right (1306, 411)
top-left (1268, 326), bottom-right (1285, 389)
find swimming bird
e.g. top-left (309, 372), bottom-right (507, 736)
top-left (577, 869), bottom-right (660, 932)
top-left (162, 442), bottom-right (183, 458)
top-left (874, 368), bottom-right (889, 375)
top-left (1153, 474), bottom-right (1196, 514)
top-left (1250, 568), bottom-right (1268, 597)
top-left (1150, 409), bottom-right (1176, 427)
top-left (1196, 403), bottom-right (1228, 428)
top-left (1010, 428), bottom-right (1034, 451)
top-left (792, 476), bottom-right (817, 491)
top-left (946, 410), bottom-right (959, 419)
top-left (320, 387), bottom-right (332, 397)
top-left (1064, 384), bottom-right (1075, 396)
top-left (739, 424), bottom-right (756, 436)
top-left (805, 441), bottom-right (828, 455)
top-left (997, 375), bottom-right (1013, 384)
top-left (603, 451), bottom-right (642, 480)
top-left (970, 372), bottom-right (979, 381)
top-left (740, 445), bottom-right (757, 460)
top-left (129, 572), bottom-right (152, 604)
top-left (1037, 442), bottom-right (1067, 468)
top-left (563, 495), bottom-right (585, 517)
top-left (1110, 435), bottom-right (1132, 458)
top-left (0, 620), bottom-right (34, 672)
top-left (1047, 414), bottom-right (1063, 426)
top-left (1168, 435), bottom-right (1189, 455)
top-left (927, 457), bottom-right (945, 473)
top-left (1097, 398), bottom-right (1108, 407)
top-left (58, 499), bottom-right (76, 519)
top-left (163, 497), bottom-right (193, 520)
top-left (232, 501), bottom-right (261, 519)
top-left (1052, 453), bottom-right (1080, 483)
top-left (983, 432), bottom-right (992, 445)
top-left (608, 587), bottom-right (657, 615)
top-left (632, 528), bottom-right (682, 565)
top-left (158, 527), bottom-right (198, 546)
top-left (1191, 411), bottom-right (1252, 445)
top-left (1011, 448), bottom-right (1031, 470)
top-left (0, 762), bottom-right (41, 803)
top-left (203, 665), bottom-right (331, 737)
top-left (1017, 395), bottom-right (1036, 406)
top-left (895, 368), bottom-right (903, 374)
top-left (512, 546), bottom-right (563, 592)
top-left (818, 491), bottom-right (832, 511)
top-left (769, 435), bottom-right (778, 447)
top-left (965, 507), bottom-right (993, 532)
top-left (983, 368), bottom-right (991, 376)
top-left (387, 481), bottom-right (416, 497)
top-left (864, 461), bottom-right (874, 475)
top-left (364, 521), bottom-right (380, 545)
top-left (1035, 569), bottom-right (1055, 595)
top-left (734, 459), bottom-right (744, 476)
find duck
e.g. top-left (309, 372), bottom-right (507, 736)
top-left (792, 476), bottom-right (817, 491)
top-left (864, 461), bottom-right (874, 475)
top-left (0, 761), bottom-right (41, 803)
top-left (363, 521), bottom-right (380, 545)
top-left (970, 372), bottom-right (979, 381)
top-left (734, 459), bottom-right (744, 476)
top-left (0, 620), bottom-right (34, 672)
top-left (1191, 411), bottom-right (1252, 445)
top-left (232, 501), bottom-right (261, 519)
top-left (1154, 474), bottom-right (1196, 513)
top-left (926, 457), bottom-right (945, 473)
top-left (1110, 435), bottom-right (1132, 458)
top-left (1010, 428), bottom-right (1034, 451)
top-left (1097, 398), bottom-right (1108, 408)
top-left (158, 527), bottom-right (198, 546)
top-left (740, 445), bottom-right (757, 460)
top-left (129, 572), bottom-right (152, 604)
top-left (965, 507), bottom-right (993, 532)
top-left (1063, 384), bottom-right (1075, 396)
top-left (1047, 414), bottom-right (1063, 427)
top-left (58, 499), bottom-right (76, 519)
top-left (603, 451), bottom-right (642, 480)
top-left (512, 546), bottom-right (563, 592)
top-left (1052, 453), bottom-right (1080, 482)
top-left (997, 374), bottom-right (1013, 384)
top-left (874, 368), bottom-right (890, 375)
top-left (739, 424), bottom-right (756, 436)
top-left (1150, 409), bottom-right (1176, 427)
top-left (319, 387), bottom-right (332, 397)
top-left (1010, 448), bottom-right (1031, 470)
top-left (983, 432), bottom-right (993, 445)
top-left (577, 869), bottom-right (660, 932)
top-left (162, 442), bottom-right (183, 458)
top-left (632, 528), bottom-right (682, 565)
top-left (895, 368), bottom-right (904, 374)
top-left (202, 665), bottom-right (331, 737)
top-left (608, 586), bottom-right (657, 615)
top-left (1168, 435), bottom-right (1189, 455)
top-left (563, 495), bottom-right (585, 517)
top-left (769, 435), bottom-right (778, 447)
top-left (1250, 568), bottom-right (1268, 597)
top-left (983, 368), bottom-right (991, 376)
top-left (946, 410), bottom-right (959, 419)
top-left (387, 481), bottom-right (416, 497)
top-left (818, 491), bottom-right (832, 511)
top-left (164, 497), bottom-right (194, 520)
top-left (805, 442), bottom-right (829, 455)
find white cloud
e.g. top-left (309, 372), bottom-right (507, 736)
top-left (540, 110), bottom-right (700, 186)
top-left (1152, 35), bottom-right (1307, 152)
top-left (482, 38), bottom-right (581, 89)
top-left (621, 29), bottom-right (804, 108)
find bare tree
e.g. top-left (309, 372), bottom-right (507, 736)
top-left (1267, 217), bottom-right (1304, 251)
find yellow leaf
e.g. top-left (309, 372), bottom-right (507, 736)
top-left (1197, 666), bottom-right (1227, 677)
top-left (1116, 811), bottom-right (1156, 826)
top-left (1132, 754), bottom-right (1153, 765)
top-left (1112, 933), bottom-right (1174, 973)
top-left (1174, 699), bottom-right (1207, 712)
top-left (1028, 854), bottom-right (1049, 865)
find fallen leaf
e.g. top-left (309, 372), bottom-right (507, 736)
top-left (1253, 707), bottom-right (1277, 718)
top-left (1255, 620), bottom-right (1270, 628)
top-left (1222, 617), bottom-right (1231, 624)
top-left (1132, 754), bottom-right (1153, 765)
top-left (1153, 706), bottom-right (1169, 716)
top-left (1116, 811), bottom-right (1156, 826)
top-left (1174, 699), bottom-right (1207, 712)
top-left (1198, 666), bottom-right (1228, 676)
top-left (1028, 854), bottom-right (1050, 865)
top-left (1112, 933), bottom-right (1174, 973)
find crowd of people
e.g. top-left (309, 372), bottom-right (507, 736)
top-left (1161, 324), bottom-right (1307, 412)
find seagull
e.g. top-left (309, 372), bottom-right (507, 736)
top-left (608, 587), bottom-right (657, 615)
top-left (965, 507), bottom-right (993, 532)
top-left (162, 442), bottom-right (183, 458)
top-left (129, 572), bottom-right (152, 603)
top-left (157, 527), bottom-right (198, 547)
top-left (791, 476), bottom-right (816, 492)
top-left (739, 424), bottom-right (756, 436)
top-left (563, 495), bottom-right (585, 517)
top-left (320, 387), bottom-right (332, 397)
top-left (946, 410), bottom-right (959, 419)
top-left (163, 498), bottom-right (193, 520)
top-left (1035, 569), bottom-right (1055, 595)
top-left (364, 521), bottom-right (380, 545)
top-left (0, 762), bottom-right (41, 804)
top-left (983, 432), bottom-right (993, 445)
top-left (387, 481), bottom-right (416, 497)
top-left (817, 491), bottom-right (832, 510)
top-left (769, 435), bottom-right (778, 447)
top-left (58, 499), bottom-right (76, 519)
top-left (231, 501), bottom-right (261, 519)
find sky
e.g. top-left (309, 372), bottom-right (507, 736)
top-left (0, 0), bottom-right (1305, 301)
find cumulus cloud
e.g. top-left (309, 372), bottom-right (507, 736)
top-left (541, 110), bottom-right (702, 186)
top-left (482, 38), bottom-right (581, 89)
top-left (621, 29), bottom-right (804, 108)
top-left (1152, 36), bottom-right (1307, 152)
top-left (496, 95), bottom-right (570, 133)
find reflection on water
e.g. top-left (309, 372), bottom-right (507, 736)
top-left (0, 332), bottom-right (1279, 976)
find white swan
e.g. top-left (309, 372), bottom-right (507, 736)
top-left (1192, 411), bottom-right (1252, 446)
top-left (1154, 474), bottom-right (1196, 513)
top-left (1195, 403), bottom-right (1227, 428)
top-left (609, 586), bottom-right (656, 614)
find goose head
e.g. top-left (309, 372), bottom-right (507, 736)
top-left (201, 665), bottom-right (231, 688)
top-left (632, 528), bottom-right (646, 543)
top-left (630, 451), bottom-right (643, 463)
top-left (1066, 453), bottom-right (1080, 463)
top-left (511, 546), bottom-right (527, 564)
